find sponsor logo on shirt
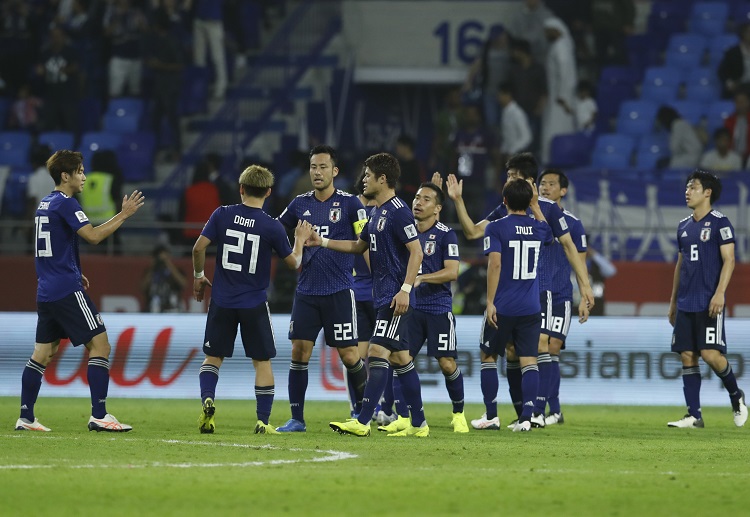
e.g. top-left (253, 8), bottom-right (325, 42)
top-left (303, 210), bottom-right (311, 216)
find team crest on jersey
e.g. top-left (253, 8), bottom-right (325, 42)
top-left (377, 217), bottom-right (387, 231)
top-left (700, 228), bottom-right (711, 242)
top-left (329, 208), bottom-right (341, 223)
top-left (424, 241), bottom-right (436, 255)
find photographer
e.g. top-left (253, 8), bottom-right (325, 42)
top-left (141, 244), bottom-right (187, 312)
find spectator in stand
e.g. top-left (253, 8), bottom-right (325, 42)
top-left (180, 160), bottom-right (221, 246)
top-left (574, 79), bottom-right (598, 133)
top-left (25, 143), bottom-right (55, 242)
top-left (724, 85), bottom-right (750, 163)
top-left (103, 0), bottom-right (147, 98)
top-left (656, 106), bottom-right (703, 170)
top-left (191, 0), bottom-right (227, 99)
top-left (463, 25), bottom-right (511, 129)
top-left (497, 82), bottom-right (532, 164)
top-left (8, 83), bottom-right (42, 132)
top-left (541, 17), bottom-right (577, 164)
top-left (509, 38), bottom-right (547, 156)
top-left (700, 128), bottom-right (743, 172)
top-left (141, 244), bottom-right (186, 313)
top-left (205, 152), bottom-right (237, 205)
top-left (509, 0), bottom-right (554, 64)
top-left (590, 0), bottom-right (635, 69)
top-left (395, 134), bottom-right (426, 207)
top-left (429, 87), bottom-right (464, 173)
top-left (53, 0), bottom-right (90, 45)
top-left (0, 0), bottom-right (36, 94)
top-left (718, 23), bottom-right (750, 99)
top-left (36, 27), bottom-right (79, 133)
top-left (78, 150), bottom-right (123, 226)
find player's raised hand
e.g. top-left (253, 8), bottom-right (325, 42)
top-left (530, 182), bottom-right (540, 207)
top-left (121, 190), bottom-right (145, 217)
top-left (445, 174), bottom-right (463, 201)
top-left (193, 276), bottom-right (212, 302)
top-left (430, 171), bottom-right (444, 190)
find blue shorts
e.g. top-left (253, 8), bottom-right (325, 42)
top-left (671, 309), bottom-right (727, 354)
top-left (289, 290), bottom-right (358, 347)
top-left (540, 291), bottom-right (572, 346)
top-left (409, 310), bottom-right (458, 359)
top-left (36, 290), bottom-right (106, 346)
top-left (204, 301), bottom-right (277, 360)
top-left (370, 306), bottom-right (412, 352)
top-left (356, 300), bottom-right (376, 342)
top-left (482, 312), bottom-right (542, 358)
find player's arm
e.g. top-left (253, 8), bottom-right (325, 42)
top-left (709, 242), bottom-right (735, 318)
top-left (485, 251), bottom-right (501, 329)
top-left (559, 232), bottom-right (594, 322)
top-left (415, 260), bottom-right (458, 287)
top-left (308, 229), bottom-right (369, 254)
top-left (445, 174), bottom-right (489, 240)
top-left (77, 190), bottom-right (145, 244)
top-left (668, 253), bottom-right (682, 327)
top-left (192, 235), bottom-right (213, 302)
top-left (391, 239), bottom-right (424, 316)
top-left (282, 220), bottom-right (313, 270)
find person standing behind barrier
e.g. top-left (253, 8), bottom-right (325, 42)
top-left (191, 0), bottom-right (227, 99)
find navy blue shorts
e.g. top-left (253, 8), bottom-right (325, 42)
top-left (356, 300), bottom-right (376, 342)
top-left (36, 290), bottom-right (106, 346)
top-left (479, 310), bottom-right (503, 356)
top-left (409, 310), bottom-right (458, 358)
top-left (204, 301), bottom-right (277, 360)
top-left (482, 312), bottom-right (542, 358)
top-left (370, 306), bottom-right (412, 352)
top-left (289, 290), bottom-right (358, 347)
top-left (540, 291), bottom-right (572, 346)
top-left (671, 309), bottom-right (727, 354)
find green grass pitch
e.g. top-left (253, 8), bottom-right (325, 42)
top-left (0, 397), bottom-right (746, 516)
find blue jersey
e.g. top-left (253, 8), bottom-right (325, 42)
top-left (486, 196), bottom-right (570, 294)
top-left (544, 209), bottom-right (587, 302)
top-left (414, 221), bottom-right (459, 314)
top-left (484, 214), bottom-right (553, 316)
top-left (279, 189), bottom-right (367, 296)
top-left (34, 191), bottom-right (90, 302)
top-left (201, 204), bottom-right (293, 309)
top-left (676, 210), bottom-right (735, 312)
top-left (352, 253), bottom-right (373, 302)
top-left (359, 196), bottom-right (419, 309)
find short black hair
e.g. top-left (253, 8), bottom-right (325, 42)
top-left (687, 170), bottom-right (722, 204)
top-left (418, 181), bottom-right (443, 206)
top-left (364, 152), bottom-right (400, 188)
top-left (506, 152), bottom-right (539, 182)
top-left (497, 81), bottom-right (514, 96)
top-left (309, 145), bottom-right (337, 168)
top-left (503, 178), bottom-right (533, 212)
top-left (538, 168), bottom-right (569, 189)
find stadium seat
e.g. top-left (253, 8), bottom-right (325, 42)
top-left (105, 97), bottom-right (145, 119)
top-left (669, 100), bottom-right (705, 125)
top-left (548, 132), bottom-right (594, 168)
top-left (78, 97), bottom-right (103, 133)
top-left (634, 133), bottom-right (670, 170)
top-left (684, 67), bottom-right (720, 103)
top-left (599, 66), bottom-right (641, 89)
top-left (733, 2), bottom-right (750, 25)
top-left (705, 100), bottom-right (735, 133)
top-left (625, 34), bottom-right (664, 70)
top-left (0, 131), bottom-right (32, 167)
top-left (648, 2), bottom-right (688, 40)
top-left (79, 132), bottom-right (122, 171)
top-left (617, 100), bottom-right (659, 136)
top-left (640, 71), bottom-right (681, 104)
top-left (666, 33), bottom-right (708, 69)
top-left (596, 83), bottom-right (635, 126)
top-left (38, 131), bottom-right (75, 151)
top-left (707, 33), bottom-right (739, 68)
top-left (179, 66), bottom-right (209, 116)
top-left (116, 132), bottom-right (156, 182)
top-left (103, 112), bottom-right (140, 133)
top-left (689, 2), bottom-right (729, 37)
top-left (590, 133), bottom-right (636, 169)
top-left (1, 169), bottom-right (32, 217)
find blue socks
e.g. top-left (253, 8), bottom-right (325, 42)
top-left (199, 363), bottom-right (219, 404)
top-left (87, 357), bottom-right (110, 419)
top-left (506, 360), bottom-right (523, 418)
top-left (392, 372), bottom-right (408, 418)
top-left (520, 363), bottom-right (539, 421)
top-left (444, 367), bottom-right (465, 414)
top-left (534, 353), bottom-right (551, 415)
top-left (255, 385), bottom-right (274, 425)
top-left (346, 358), bottom-right (367, 415)
top-left (394, 362), bottom-right (426, 427)
top-left (682, 366), bottom-right (702, 419)
top-left (20, 358), bottom-right (45, 421)
top-left (288, 360), bottom-right (308, 422)
top-left (357, 357), bottom-right (389, 424)
top-left (548, 354), bottom-right (561, 414)
top-left (480, 362), bottom-right (499, 420)
top-left (716, 363), bottom-right (741, 401)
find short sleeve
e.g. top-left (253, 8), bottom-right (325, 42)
top-left (485, 204), bottom-right (506, 222)
top-left (718, 217), bottom-right (735, 245)
top-left (60, 197), bottom-right (91, 232)
top-left (483, 222), bottom-right (502, 255)
top-left (200, 207), bottom-right (221, 242)
top-left (546, 202), bottom-right (570, 239)
top-left (443, 230), bottom-right (459, 261)
top-left (569, 218), bottom-right (587, 252)
top-left (278, 198), bottom-right (298, 228)
top-left (393, 207), bottom-right (418, 244)
top-left (270, 219), bottom-right (294, 258)
top-left (539, 221), bottom-right (554, 245)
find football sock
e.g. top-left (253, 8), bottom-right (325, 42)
top-left (381, 366), bottom-right (395, 416)
top-left (534, 353), bottom-right (551, 415)
top-left (255, 385), bottom-right (274, 425)
top-left (444, 367), bottom-right (465, 414)
top-left (480, 361), bottom-right (499, 420)
top-left (20, 358), bottom-right (45, 421)
top-left (682, 366), bottom-right (702, 419)
top-left (716, 363), bottom-right (740, 399)
top-left (520, 363), bottom-right (540, 421)
top-left (88, 357), bottom-right (110, 419)
top-left (357, 357), bottom-right (389, 425)
top-left (199, 363), bottom-right (219, 404)
top-left (548, 353), bottom-right (562, 414)
top-left (288, 360), bottom-right (308, 422)
top-left (506, 359), bottom-right (523, 418)
top-left (346, 358), bottom-right (367, 415)
top-left (394, 362), bottom-right (426, 428)
top-left (392, 371), bottom-right (409, 418)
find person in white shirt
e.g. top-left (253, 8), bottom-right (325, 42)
top-left (26, 144), bottom-right (55, 215)
top-left (497, 82), bottom-right (532, 159)
top-left (574, 79), bottom-right (598, 133)
top-left (700, 128), bottom-right (743, 172)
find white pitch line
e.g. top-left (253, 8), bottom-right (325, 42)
top-left (0, 438), bottom-right (358, 469)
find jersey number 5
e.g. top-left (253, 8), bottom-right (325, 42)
top-left (223, 229), bottom-right (260, 274)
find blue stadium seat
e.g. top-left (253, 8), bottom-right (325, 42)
top-left (79, 132), bottom-right (122, 170)
top-left (689, 2), bottom-right (729, 37)
top-left (38, 131), bottom-right (75, 151)
top-left (0, 131), bottom-right (32, 167)
top-left (102, 112), bottom-right (140, 133)
top-left (684, 67), bottom-right (720, 102)
top-left (640, 67), bottom-right (682, 103)
top-left (617, 100), bottom-right (659, 136)
top-left (705, 100), bottom-right (735, 133)
top-left (635, 133), bottom-right (671, 170)
top-left (707, 33), bottom-right (739, 68)
top-left (591, 133), bottom-right (636, 169)
top-left (625, 34), bottom-right (664, 70)
top-left (548, 132), bottom-right (594, 168)
top-left (733, 2), bottom-right (750, 25)
top-left (1, 169), bottom-right (32, 217)
top-left (106, 98), bottom-right (145, 119)
top-left (116, 132), bottom-right (156, 182)
top-left (666, 33), bottom-right (708, 69)
top-left (648, 2), bottom-right (688, 39)
top-left (78, 97), bottom-right (103, 133)
top-left (669, 100), bottom-right (705, 125)
top-left (179, 66), bottom-right (209, 116)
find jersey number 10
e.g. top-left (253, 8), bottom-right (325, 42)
top-left (509, 240), bottom-right (541, 280)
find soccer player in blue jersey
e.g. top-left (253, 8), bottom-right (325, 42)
top-left (439, 152), bottom-right (593, 430)
top-left (536, 169), bottom-right (588, 426)
top-left (309, 152), bottom-right (429, 437)
top-left (15, 150), bottom-right (144, 433)
top-left (276, 145), bottom-right (369, 432)
top-left (192, 165), bottom-right (312, 434)
top-left (484, 178), bottom-right (553, 432)
top-left (667, 170), bottom-right (747, 428)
